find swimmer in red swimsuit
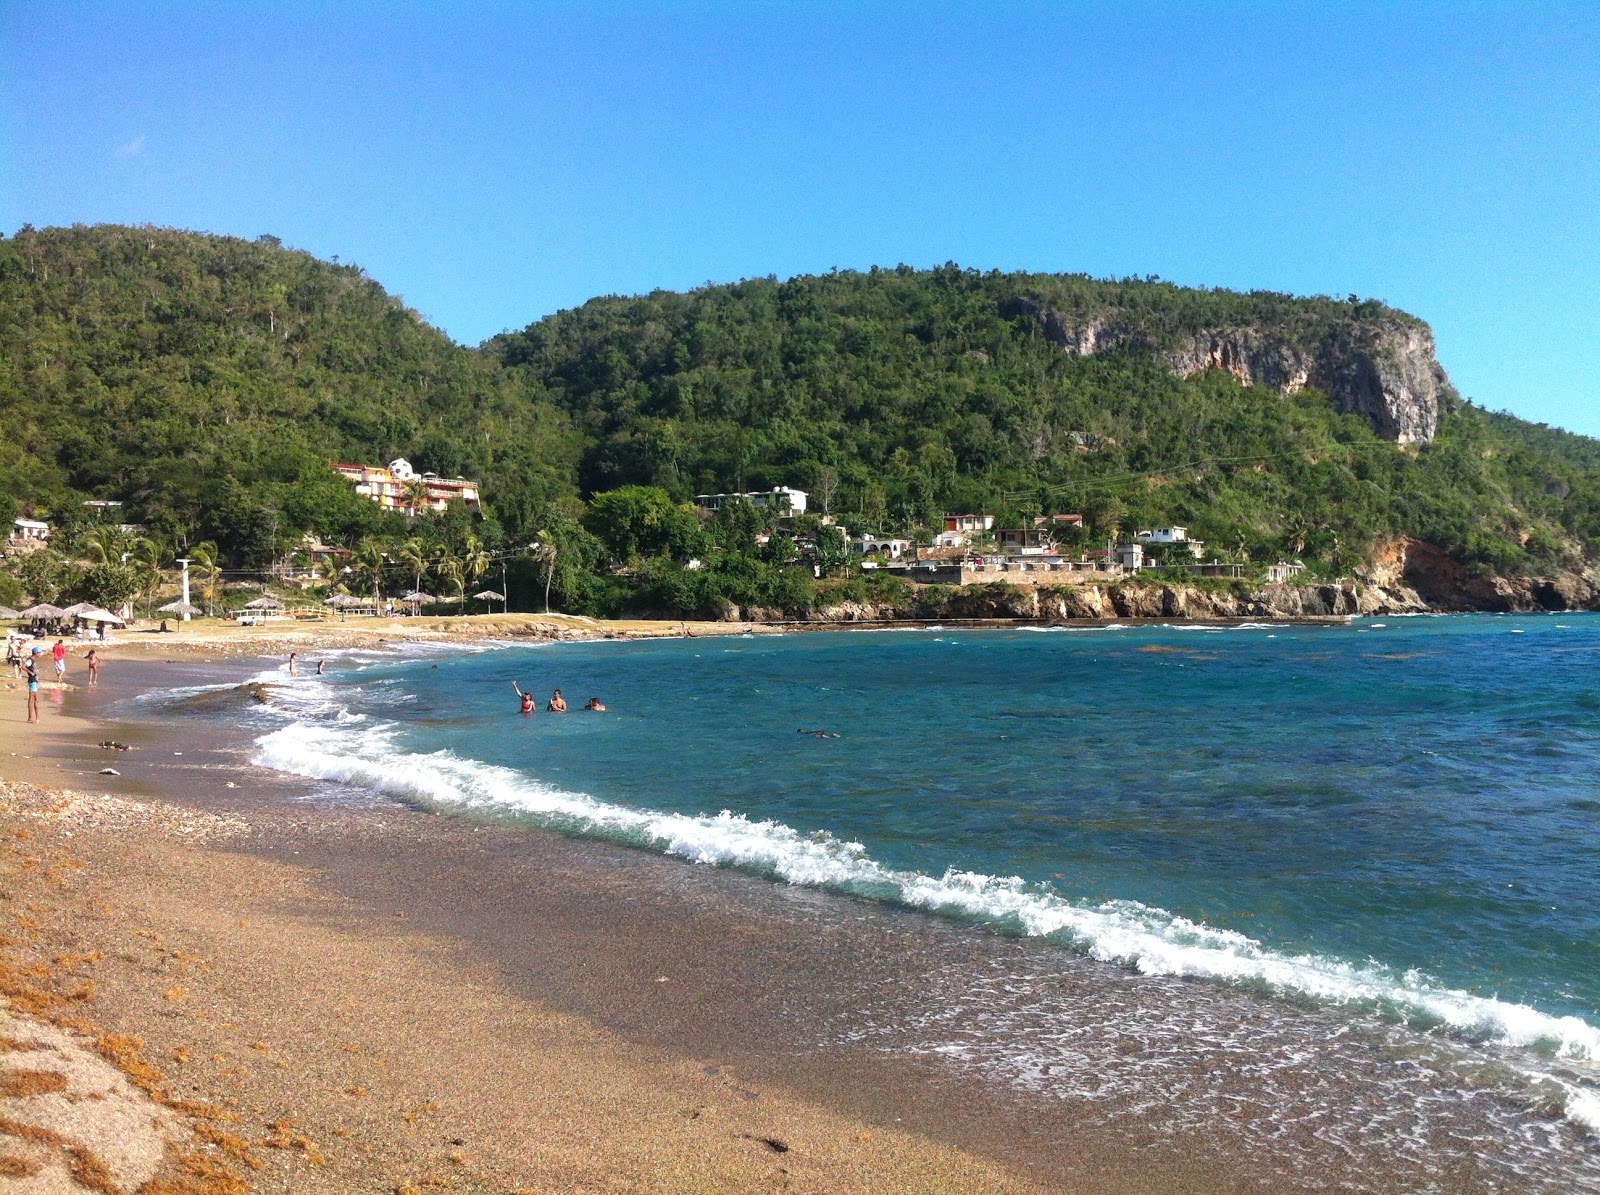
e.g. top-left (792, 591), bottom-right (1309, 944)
top-left (512, 682), bottom-right (535, 715)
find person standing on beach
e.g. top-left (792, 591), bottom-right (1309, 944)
top-left (512, 682), bottom-right (535, 715)
top-left (86, 648), bottom-right (99, 687)
top-left (288, 652), bottom-right (299, 677)
top-left (547, 689), bottom-right (567, 712)
top-left (24, 652), bottom-right (40, 723)
top-left (51, 638), bottom-right (66, 681)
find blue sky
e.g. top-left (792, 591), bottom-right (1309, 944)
top-left (3, 2), bottom-right (1597, 433)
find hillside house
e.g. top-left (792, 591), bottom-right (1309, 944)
top-left (694, 487), bottom-right (808, 516)
top-left (851, 535), bottom-right (911, 560)
top-left (8, 519), bottom-right (49, 549)
top-left (1033, 514), bottom-right (1085, 529)
top-left (996, 527), bottom-right (1050, 554)
top-left (1266, 560), bottom-right (1308, 583)
top-left (944, 514), bottom-right (994, 534)
top-left (330, 458), bottom-right (481, 517)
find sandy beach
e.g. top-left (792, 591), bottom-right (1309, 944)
top-left (0, 623), bottom-right (1103, 1195)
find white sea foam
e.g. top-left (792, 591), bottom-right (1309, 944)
top-left (251, 713), bottom-right (1600, 1140)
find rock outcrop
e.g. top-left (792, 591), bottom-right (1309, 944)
top-left (1003, 298), bottom-right (1453, 443)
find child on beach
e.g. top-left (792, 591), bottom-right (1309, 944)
top-left (86, 648), bottom-right (99, 687)
top-left (24, 652), bottom-right (39, 723)
top-left (512, 682), bottom-right (535, 715)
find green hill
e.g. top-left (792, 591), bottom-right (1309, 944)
top-left (2, 224), bottom-right (1597, 614)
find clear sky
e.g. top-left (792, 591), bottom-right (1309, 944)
top-left (3, 2), bottom-right (1597, 433)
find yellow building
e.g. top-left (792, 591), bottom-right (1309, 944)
top-left (329, 458), bottom-right (481, 517)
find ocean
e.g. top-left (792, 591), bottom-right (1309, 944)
top-left (199, 615), bottom-right (1600, 1190)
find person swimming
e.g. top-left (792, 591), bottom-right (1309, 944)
top-left (583, 697), bottom-right (606, 711)
top-left (512, 682), bottom-right (535, 714)
top-left (547, 689), bottom-right (567, 713)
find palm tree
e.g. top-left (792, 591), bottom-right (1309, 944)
top-left (80, 525), bottom-right (126, 566)
top-left (352, 539), bottom-right (387, 604)
top-left (190, 541), bottom-right (222, 617)
top-left (128, 537), bottom-right (166, 617)
top-left (402, 477), bottom-right (430, 518)
top-left (315, 553), bottom-right (346, 593)
top-left (534, 532), bottom-right (557, 614)
top-left (462, 534), bottom-right (490, 598)
top-left (436, 555), bottom-right (465, 611)
top-left (397, 538), bottom-right (430, 594)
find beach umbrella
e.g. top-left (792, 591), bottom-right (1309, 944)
top-left (0, 607), bottom-right (19, 620)
top-left (242, 596), bottom-right (285, 610)
top-left (401, 590), bottom-right (436, 603)
top-left (326, 594), bottom-right (363, 608)
top-left (61, 601), bottom-right (99, 616)
top-left (472, 590), bottom-right (505, 602)
top-left (157, 600), bottom-right (200, 616)
top-left (77, 608), bottom-right (125, 624)
top-left (18, 603), bottom-right (66, 620)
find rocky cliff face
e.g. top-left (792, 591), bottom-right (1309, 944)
top-left (1004, 298), bottom-right (1453, 444)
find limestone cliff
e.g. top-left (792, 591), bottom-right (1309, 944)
top-left (1003, 297), bottom-right (1453, 444)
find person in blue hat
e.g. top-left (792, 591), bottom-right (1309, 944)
top-left (24, 648), bottom-right (41, 723)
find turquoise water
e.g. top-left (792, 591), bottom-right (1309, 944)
top-left (244, 614), bottom-right (1600, 1161)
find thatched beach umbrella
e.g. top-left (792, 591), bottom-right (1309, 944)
top-left (473, 589), bottom-right (508, 614)
top-left (158, 600), bottom-right (200, 616)
top-left (18, 603), bottom-right (66, 620)
top-left (0, 607), bottom-right (19, 620)
top-left (61, 601), bottom-right (99, 616)
top-left (243, 596), bottom-right (285, 611)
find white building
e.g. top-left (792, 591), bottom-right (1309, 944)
top-left (851, 536), bottom-right (911, 560)
top-left (1266, 560), bottom-right (1308, 583)
top-left (932, 530), bottom-right (970, 548)
top-left (1118, 542), bottom-right (1145, 571)
top-left (694, 486), bottom-right (808, 516)
top-left (943, 514), bottom-right (994, 534)
top-left (1136, 527), bottom-right (1205, 558)
top-left (9, 518), bottom-right (49, 544)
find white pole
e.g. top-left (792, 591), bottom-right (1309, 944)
top-left (176, 558), bottom-right (192, 621)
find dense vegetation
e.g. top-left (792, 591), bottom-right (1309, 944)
top-left (2, 223), bottom-right (1597, 617)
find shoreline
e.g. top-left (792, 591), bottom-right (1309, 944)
top-left (4, 628), bottom-right (1594, 1193)
top-left (1, 655), bottom-right (1089, 1194)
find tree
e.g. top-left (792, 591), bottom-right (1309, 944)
top-left (584, 486), bottom-right (704, 563)
top-left (533, 536), bottom-right (557, 614)
top-left (75, 562), bottom-right (140, 611)
top-left (128, 537), bottom-right (166, 616)
top-left (352, 539), bottom-right (387, 602)
top-left (190, 541), bottom-right (222, 616)
top-left (437, 555), bottom-right (465, 610)
top-left (397, 539), bottom-right (430, 594)
top-left (463, 533), bottom-right (491, 594)
top-left (815, 466), bottom-right (840, 517)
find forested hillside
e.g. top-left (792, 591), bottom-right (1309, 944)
top-left (2, 224), bottom-right (1598, 616)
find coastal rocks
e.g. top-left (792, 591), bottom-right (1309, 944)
top-left (1375, 538), bottom-right (1600, 613)
top-left (1003, 297), bottom-right (1451, 443)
